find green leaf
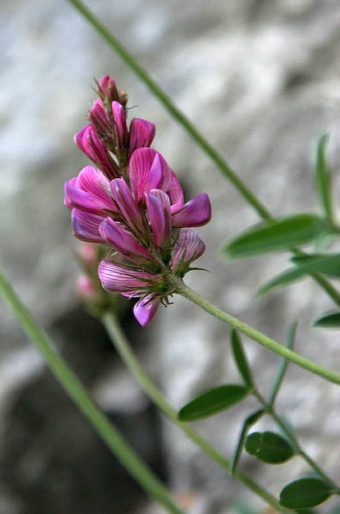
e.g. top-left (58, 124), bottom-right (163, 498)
top-left (258, 253), bottom-right (340, 296)
top-left (279, 478), bottom-right (333, 508)
top-left (268, 323), bottom-right (297, 407)
top-left (291, 254), bottom-right (340, 277)
top-left (178, 384), bottom-right (249, 422)
top-left (245, 431), bottom-right (295, 464)
top-left (314, 312), bottom-right (340, 328)
top-left (222, 214), bottom-right (336, 260)
top-left (231, 330), bottom-right (253, 387)
top-left (315, 133), bottom-right (333, 223)
top-left (231, 409), bottom-right (265, 474)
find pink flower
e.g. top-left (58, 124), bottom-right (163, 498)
top-left (66, 76), bottom-right (212, 327)
top-left (129, 118), bottom-right (155, 156)
top-left (172, 228), bottom-right (205, 276)
top-left (171, 193), bottom-right (212, 227)
top-left (98, 260), bottom-right (157, 295)
top-left (98, 260), bottom-right (165, 326)
top-left (64, 166), bottom-right (115, 215)
top-left (71, 209), bottom-right (105, 243)
top-left (129, 148), bottom-right (172, 201)
top-left (74, 125), bottom-right (119, 179)
top-left (110, 178), bottom-right (144, 232)
top-left (145, 189), bottom-right (172, 249)
top-left (133, 294), bottom-right (161, 327)
top-left (99, 217), bottom-right (150, 264)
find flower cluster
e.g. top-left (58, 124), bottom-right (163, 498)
top-left (65, 76), bottom-right (211, 326)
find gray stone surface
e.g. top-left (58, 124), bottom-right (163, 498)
top-left (1, 0), bottom-right (340, 512)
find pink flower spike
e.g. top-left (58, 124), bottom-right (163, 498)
top-left (98, 260), bottom-right (154, 294)
top-left (133, 294), bottom-right (161, 327)
top-left (99, 218), bottom-right (150, 263)
top-left (129, 148), bottom-right (172, 201)
top-left (171, 193), bottom-right (212, 227)
top-left (129, 118), bottom-right (156, 156)
top-left (172, 228), bottom-right (205, 273)
top-left (145, 190), bottom-right (171, 248)
top-left (110, 178), bottom-right (143, 230)
top-left (71, 209), bottom-right (105, 243)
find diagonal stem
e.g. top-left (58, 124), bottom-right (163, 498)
top-left (168, 275), bottom-right (340, 385)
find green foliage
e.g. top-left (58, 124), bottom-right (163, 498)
top-left (314, 312), bottom-right (340, 328)
top-left (178, 384), bottom-right (249, 422)
top-left (231, 409), bottom-right (265, 474)
top-left (222, 214), bottom-right (336, 260)
top-left (258, 253), bottom-right (340, 296)
top-left (245, 431), bottom-right (295, 464)
top-left (315, 133), bottom-right (333, 223)
top-left (231, 330), bottom-right (253, 387)
top-left (279, 478), bottom-right (333, 508)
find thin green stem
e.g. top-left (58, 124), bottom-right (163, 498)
top-left (102, 312), bottom-right (292, 514)
top-left (0, 270), bottom-right (185, 514)
top-left (254, 389), bottom-right (340, 493)
top-left (168, 275), bottom-right (340, 385)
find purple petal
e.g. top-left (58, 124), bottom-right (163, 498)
top-left (99, 218), bottom-right (150, 263)
top-left (112, 101), bottom-right (128, 146)
top-left (65, 166), bottom-right (115, 214)
top-left (171, 193), bottom-right (211, 227)
top-left (98, 260), bottom-right (154, 293)
top-left (74, 125), bottom-right (94, 159)
top-left (145, 190), bottom-right (171, 248)
top-left (129, 148), bottom-right (172, 201)
top-left (90, 98), bottom-right (109, 127)
top-left (71, 209), bottom-right (105, 243)
top-left (129, 118), bottom-right (155, 155)
top-left (133, 294), bottom-right (161, 327)
top-left (172, 228), bottom-right (205, 270)
top-left (168, 171), bottom-right (184, 210)
top-left (110, 178), bottom-right (143, 230)
top-left (98, 76), bottom-right (117, 97)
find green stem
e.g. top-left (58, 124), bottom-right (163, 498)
top-left (0, 270), bottom-right (185, 514)
top-left (102, 312), bottom-right (292, 514)
top-left (169, 275), bottom-right (340, 385)
top-left (254, 389), bottom-right (340, 493)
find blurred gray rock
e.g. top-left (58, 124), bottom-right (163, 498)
top-left (1, 0), bottom-right (340, 512)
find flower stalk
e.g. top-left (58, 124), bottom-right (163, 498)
top-left (168, 274), bottom-right (340, 385)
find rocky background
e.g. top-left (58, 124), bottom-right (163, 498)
top-left (1, 0), bottom-right (340, 513)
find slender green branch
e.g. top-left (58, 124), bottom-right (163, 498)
top-left (0, 270), bottom-right (186, 514)
top-left (102, 312), bottom-right (292, 514)
top-left (254, 389), bottom-right (340, 493)
top-left (168, 275), bottom-right (340, 385)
